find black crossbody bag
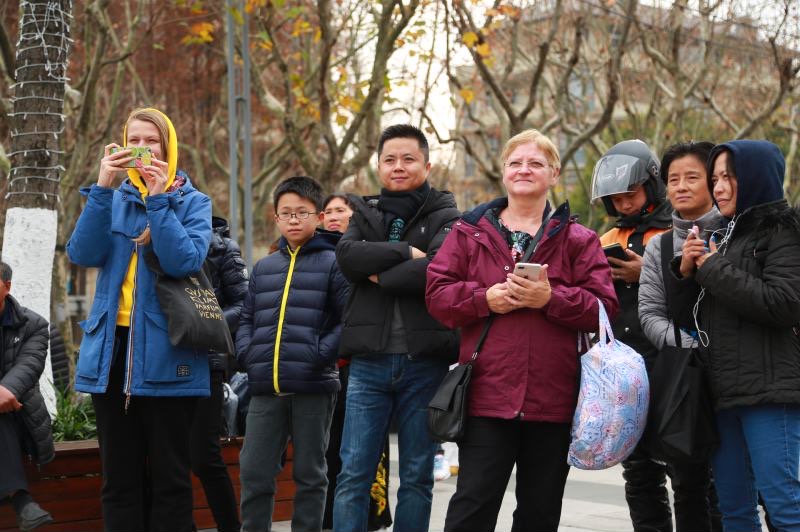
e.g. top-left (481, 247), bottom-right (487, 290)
top-left (642, 231), bottom-right (718, 462)
top-left (427, 208), bottom-right (554, 442)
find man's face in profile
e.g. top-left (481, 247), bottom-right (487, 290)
top-left (0, 279), bottom-right (10, 302)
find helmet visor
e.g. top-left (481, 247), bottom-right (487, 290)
top-left (591, 154), bottom-right (649, 201)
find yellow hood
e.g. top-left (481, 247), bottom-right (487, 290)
top-left (122, 108), bottom-right (178, 197)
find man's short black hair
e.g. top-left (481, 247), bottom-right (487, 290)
top-left (660, 141), bottom-right (715, 183)
top-left (273, 175), bottom-right (324, 211)
top-left (378, 124), bottom-right (430, 163)
top-left (0, 261), bottom-right (11, 282)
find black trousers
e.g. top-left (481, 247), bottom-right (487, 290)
top-left (189, 368), bottom-right (240, 532)
top-left (444, 416), bottom-right (571, 532)
top-left (92, 327), bottom-right (197, 532)
top-left (622, 445), bottom-right (723, 532)
top-left (0, 413), bottom-right (27, 496)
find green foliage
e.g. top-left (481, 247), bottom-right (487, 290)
top-left (52, 388), bottom-right (97, 442)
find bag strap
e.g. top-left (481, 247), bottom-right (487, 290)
top-left (471, 204), bottom-right (556, 365)
top-left (519, 204), bottom-right (555, 264)
top-left (659, 230), bottom-right (683, 348)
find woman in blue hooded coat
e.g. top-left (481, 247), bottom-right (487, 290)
top-left (681, 140), bottom-right (800, 531)
top-left (67, 108), bottom-right (212, 532)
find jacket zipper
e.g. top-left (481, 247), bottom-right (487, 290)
top-left (124, 243), bottom-right (139, 412)
top-left (273, 246), bottom-right (300, 394)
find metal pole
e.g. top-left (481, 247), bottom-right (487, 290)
top-left (225, 0), bottom-right (239, 242)
top-left (242, 0), bottom-right (254, 269)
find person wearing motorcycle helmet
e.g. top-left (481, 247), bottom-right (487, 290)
top-left (592, 139), bottom-right (672, 353)
top-left (593, 140), bottom-right (675, 532)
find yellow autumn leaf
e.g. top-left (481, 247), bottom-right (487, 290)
top-left (314, 28), bottom-right (321, 43)
top-left (181, 21), bottom-right (215, 45)
top-left (476, 42), bottom-right (491, 58)
top-left (291, 19), bottom-right (312, 37)
top-left (462, 31), bottom-right (479, 48)
top-left (259, 39), bottom-right (273, 51)
top-left (336, 114), bottom-right (348, 126)
top-left (459, 88), bottom-right (475, 104)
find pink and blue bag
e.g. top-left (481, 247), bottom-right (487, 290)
top-left (568, 299), bottom-right (649, 470)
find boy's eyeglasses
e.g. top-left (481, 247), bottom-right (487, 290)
top-left (276, 211), bottom-right (316, 221)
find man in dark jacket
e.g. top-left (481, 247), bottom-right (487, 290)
top-left (0, 261), bottom-right (54, 532)
top-left (333, 125), bottom-right (460, 532)
top-left (189, 216), bottom-right (249, 532)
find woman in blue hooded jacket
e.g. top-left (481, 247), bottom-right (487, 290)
top-left (681, 140), bottom-right (800, 531)
top-left (67, 108), bottom-right (212, 532)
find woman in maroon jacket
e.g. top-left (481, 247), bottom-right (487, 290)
top-left (426, 129), bottom-right (618, 532)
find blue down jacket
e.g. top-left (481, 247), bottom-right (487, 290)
top-left (67, 174), bottom-right (212, 397)
top-left (236, 232), bottom-right (350, 395)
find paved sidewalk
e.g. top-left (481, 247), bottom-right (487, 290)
top-left (272, 437), bottom-right (635, 531)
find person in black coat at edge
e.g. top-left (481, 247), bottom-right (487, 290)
top-left (681, 140), bottom-right (800, 531)
top-left (189, 216), bottom-right (249, 532)
top-left (0, 261), bottom-right (55, 532)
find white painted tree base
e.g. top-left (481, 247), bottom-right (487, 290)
top-left (2, 207), bottom-right (58, 418)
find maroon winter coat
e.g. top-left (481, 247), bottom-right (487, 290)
top-left (426, 199), bottom-right (618, 423)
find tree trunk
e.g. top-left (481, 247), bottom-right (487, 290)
top-left (2, 0), bottom-right (73, 417)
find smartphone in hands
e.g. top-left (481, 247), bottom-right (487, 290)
top-left (603, 243), bottom-right (629, 262)
top-left (110, 146), bottom-right (152, 168)
top-left (513, 262), bottom-right (542, 280)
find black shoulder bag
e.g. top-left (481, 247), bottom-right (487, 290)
top-left (427, 207), bottom-right (554, 442)
top-left (144, 251), bottom-right (235, 355)
top-left (642, 231), bottom-right (718, 462)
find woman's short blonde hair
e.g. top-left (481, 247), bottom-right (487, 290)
top-left (500, 129), bottom-right (561, 171)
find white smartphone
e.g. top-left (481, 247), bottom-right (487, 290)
top-left (513, 262), bottom-right (542, 280)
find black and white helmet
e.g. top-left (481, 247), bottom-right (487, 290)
top-left (591, 140), bottom-right (664, 217)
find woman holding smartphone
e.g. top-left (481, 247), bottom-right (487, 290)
top-left (426, 129), bottom-right (618, 531)
top-left (682, 140), bottom-right (800, 531)
top-left (67, 108), bottom-right (212, 531)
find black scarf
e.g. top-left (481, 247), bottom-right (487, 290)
top-left (614, 200), bottom-right (672, 230)
top-left (377, 181), bottom-right (431, 224)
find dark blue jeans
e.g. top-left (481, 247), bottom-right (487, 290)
top-left (712, 404), bottom-right (800, 532)
top-left (333, 354), bottom-right (448, 532)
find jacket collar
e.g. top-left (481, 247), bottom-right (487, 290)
top-left (1, 295), bottom-right (27, 329)
top-left (671, 206), bottom-right (725, 240)
top-left (277, 230), bottom-right (341, 254)
top-left (461, 196), bottom-right (572, 238)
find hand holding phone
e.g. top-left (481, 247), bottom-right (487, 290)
top-left (513, 262), bottom-right (542, 280)
top-left (110, 146), bottom-right (152, 168)
top-left (680, 225), bottom-right (705, 278)
top-left (506, 263), bottom-right (551, 309)
top-left (603, 243), bottom-right (629, 262)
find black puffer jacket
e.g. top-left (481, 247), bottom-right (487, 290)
top-left (207, 216), bottom-right (249, 370)
top-left (236, 232), bottom-right (349, 395)
top-left (208, 216), bottom-right (249, 332)
top-left (696, 140), bottom-right (800, 410)
top-left (336, 186), bottom-right (461, 360)
top-left (0, 295), bottom-right (55, 465)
